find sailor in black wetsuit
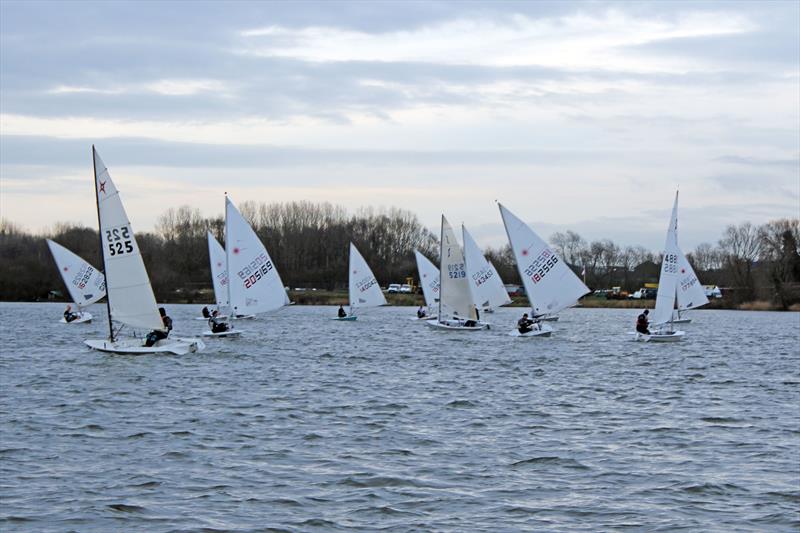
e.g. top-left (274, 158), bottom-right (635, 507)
top-left (518, 313), bottom-right (534, 334)
top-left (636, 309), bottom-right (650, 334)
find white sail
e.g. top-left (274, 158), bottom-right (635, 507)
top-left (225, 196), bottom-right (288, 315)
top-left (439, 216), bottom-right (477, 320)
top-left (652, 192), bottom-right (680, 326)
top-left (349, 243), bottom-right (386, 309)
top-left (462, 226), bottom-right (512, 309)
top-left (499, 204), bottom-right (589, 316)
top-left (676, 246), bottom-right (709, 311)
top-left (47, 240), bottom-right (106, 308)
top-left (93, 148), bottom-right (164, 332)
top-left (207, 232), bottom-right (229, 309)
top-left (414, 250), bottom-right (440, 308)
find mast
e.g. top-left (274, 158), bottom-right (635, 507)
top-left (224, 192), bottom-right (232, 316)
top-left (438, 215), bottom-right (444, 323)
top-left (93, 145), bottom-right (114, 342)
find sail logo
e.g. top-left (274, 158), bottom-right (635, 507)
top-left (524, 248), bottom-right (558, 284)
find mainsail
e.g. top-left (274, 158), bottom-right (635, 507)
top-left (207, 232), bottom-right (229, 309)
top-left (414, 250), bottom-right (440, 309)
top-left (499, 204), bottom-right (589, 316)
top-left (462, 225), bottom-right (512, 309)
top-left (438, 216), bottom-right (477, 320)
top-left (225, 196), bottom-right (288, 315)
top-left (651, 192), bottom-right (680, 326)
top-left (348, 243), bottom-right (386, 310)
top-left (46, 239), bottom-right (106, 308)
top-left (93, 147), bottom-right (164, 333)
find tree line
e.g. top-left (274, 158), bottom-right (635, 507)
top-left (1, 202), bottom-right (798, 309)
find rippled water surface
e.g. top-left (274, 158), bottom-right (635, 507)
top-left (1, 303), bottom-right (798, 532)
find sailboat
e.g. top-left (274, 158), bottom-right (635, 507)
top-left (499, 203), bottom-right (590, 337)
top-left (462, 225), bottom-right (512, 313)
top-left (47, 239), bottom-right (106, 324)
top-left (333, 243), bottom-right (386, 321)
top-left (84, 147), bottom-right (205, 355)
top-left (225, 195), bottom-right (289, 320)
top-left (201, 231), bottom-right (242, 337)
top-left (425, 215), bottom-right (487, 331)
top-left (634, 192), bottom-right (706, 341)
top-left (412, 250), bottom-right (439, 320)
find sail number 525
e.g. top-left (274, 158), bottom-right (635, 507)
top-left (105, 226), bottom-right (133, 256)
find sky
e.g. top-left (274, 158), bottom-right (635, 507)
top-left (1, 0), bottom-right (798, 251)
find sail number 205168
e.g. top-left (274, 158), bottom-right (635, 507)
top-left (105, 226), bottom-right (134, 256)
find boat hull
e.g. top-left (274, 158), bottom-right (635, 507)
top-left (202, 329), bottom-right (242, 338)
top-left (331, 316), bottom-right (358, 321)
top-left (509, 323), bottom-right (554, 337)
top-left (631, 330), bottom-right (685, 342)
top-left (424, 319), bottom-right (488, 331)
top-left (85, 336), bottom-right (206, 355)
top-left (61, 312), bottom-right (92, 324)
top-left (671, 318), bottom-right (691, 324)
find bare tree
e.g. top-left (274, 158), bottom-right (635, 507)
top-left (718, 222), bottom-right (762, 301)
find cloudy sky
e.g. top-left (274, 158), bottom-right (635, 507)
top-left (1, 0), bottom-right (798, 250)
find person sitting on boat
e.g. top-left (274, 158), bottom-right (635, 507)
top-left (201, 306), bottom-right (211, 318)
top-left (417, 306), bottom-right (427, 318)
top-left (518, 313), bottom-right (535, 334)
top-left (208, 310), bottom-right (229, 333)
top-left (636, 309), bottom-right (650, 334)
top-left (338, 305), bottom-right (347, 318)
top-left (145, 307), bottom-right (173, 347)
top-left (63, 305), bottom-right (79, 323)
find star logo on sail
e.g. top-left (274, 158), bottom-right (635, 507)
top-left (99, 180), bottom-right (106, 194)
top-left (233, 247), bottom-right (240, 255)
top-left (522, 249), bottom-right (529, 256)
top-left (63, 267), bottom-right (69, 272)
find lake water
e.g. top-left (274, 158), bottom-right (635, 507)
top-left (1, 303), bottom-right (798, 532)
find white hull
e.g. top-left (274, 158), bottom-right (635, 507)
top-left (410, 314), bottom-right (437, 321)
top-left (61, 312), bottom-right (93, 324)
top-left (630, 330), bottom-right (685, 342)
top-left (509, 323), bottom-right (554, 337)
top-left (331, 316), bottom-right (357, 321)
top-left (231, 314), bottom-right (256, 320)
top-left (85, 336), bottom-right (206, 355)
top-left (424, 318), bottom-right (488, 331)
top-left (202, 329), bottom-right (242, 338)
top-left (538, 315), bottom-right (559, 322)
top-left (671, 317), bottom-right (691, 324)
